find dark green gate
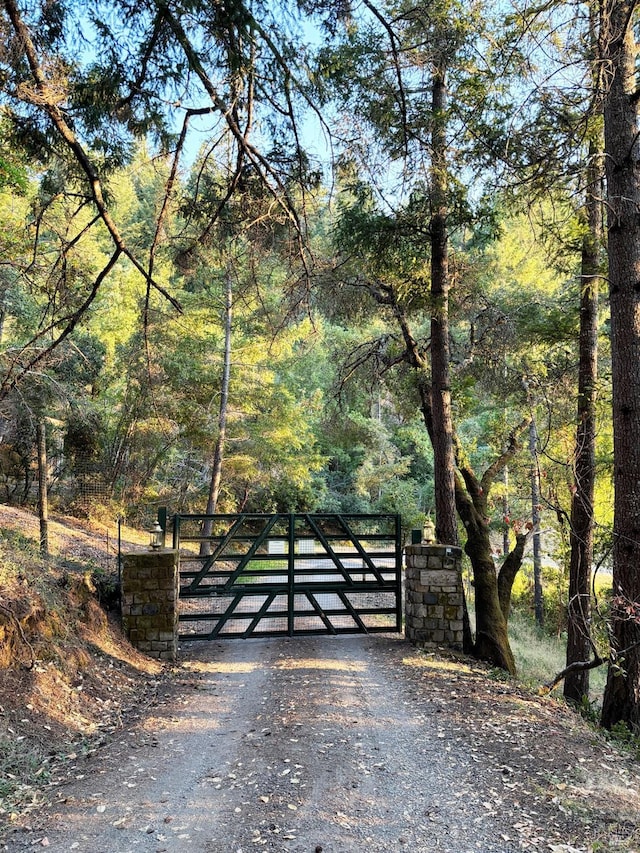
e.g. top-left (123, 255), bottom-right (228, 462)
top-left (174, 513), bottom-right (402, 640)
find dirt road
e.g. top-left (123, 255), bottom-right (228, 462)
top-left (4, 635), bottom-right (639, 853)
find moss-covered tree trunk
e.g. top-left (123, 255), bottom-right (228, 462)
top-left (498, 532), bottom-right (529, 622)
top-left (455, 470), bottom-right (516, 675)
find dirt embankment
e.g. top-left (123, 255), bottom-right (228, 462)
top-left (0, 504), bottom-right (164, 831)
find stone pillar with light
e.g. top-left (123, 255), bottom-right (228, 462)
top-left (404, 525), bottom-right (464, 649)
top-left (121, 540), bottom-right (179, 661)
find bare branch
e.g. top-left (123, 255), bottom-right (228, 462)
top-left (361, 0), bottom-right (409, 161)
top-left (543, 653), bottom-right (605, 694)
top-left (160, 5), bottom-right (304, 239)
top-left (480, 416), bottom-right (532, 494)
top-left (0, 249), bottom-right (122, 399)
top-left (2, 0), bottom-right (182, 314)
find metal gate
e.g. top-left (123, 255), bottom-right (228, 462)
top-left (174, 512), bottom-right (402, 640)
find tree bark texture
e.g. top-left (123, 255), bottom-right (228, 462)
top-left (565, 134), bottom-right (602, 706)
top-left (429, 64), bottom-right (458, 547)
top-left (37, 419), bottom-right (49, 557)
top-left (455, 474), bottom-right (517, 675)
top-left (498, 532), bottom-right (528, 622)
top-left (600, 0), bottom-right (640, 730)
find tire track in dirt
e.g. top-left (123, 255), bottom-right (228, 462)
top-left (3, 635), bottom-right (633, 853)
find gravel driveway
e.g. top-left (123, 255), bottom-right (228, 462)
top-left (5, 634), bottom-right (640, 853)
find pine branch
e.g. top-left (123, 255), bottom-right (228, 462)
top-left (0, 249), bottom-right (122, 400)
top-left (2, 0), bottom-right (182, 315)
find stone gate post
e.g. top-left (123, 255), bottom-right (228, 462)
top-left (404, 544), bottom-right (464, 649)
top-left (121, 549), bottom-right (179, 661)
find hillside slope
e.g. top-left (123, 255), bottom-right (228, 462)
top-left (0, 505), bottom-right (165, 827)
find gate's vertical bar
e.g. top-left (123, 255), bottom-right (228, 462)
top-left (173, 514), bottom-right (180, 550)
top-left (158, 506), bottom-right (167, 548)
top-left (288, 513), bottom-right (295, 636)
top-left (395, 514), bottom-right (403, 633)
top-left (173, 515), bottom-right (181, 624)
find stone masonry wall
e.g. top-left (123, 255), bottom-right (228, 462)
top-left (121, 549), bottom-right (179, 661)
top-left (404, 544), bottom-right (464, 648)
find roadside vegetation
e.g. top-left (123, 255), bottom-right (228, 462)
top-left (1, 0), bottom-right (640, 730)
top-left (0, 507), bottom-right (162, 828)
top-left (509, 613), bottom-right (607, 702)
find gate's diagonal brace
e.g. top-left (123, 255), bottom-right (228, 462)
top-left (187, 514), bottom-right (282, 593)
top-left (304, 515), bottom-right (355, 586)
top-left (303, 592), bottom-right (338, 635)
top-left (223, 514), bottom-right (283, 591)
top-left (206, 592), bottom-right (245, 639)
top-left (332, 515), bottom-right (388, 585)
top-left (336, 589), bottom-right (369, 633)
top-left (187, 514), bottom-right (247, 591)
top-left (242, 591), bottom-right (278, 637)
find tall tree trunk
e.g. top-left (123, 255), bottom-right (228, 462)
top-left (36, 419), bottom-right (48, 557)
top-left (529, 418), bottom-right (544, 627)
top-left (564, 131), bottom-right (602, 705)
top-left (600, 0), bottom-right (640, 730)
top-left (200, 264), bottom-right (233, 556)
top-left (429, 62), bottom-right (458, 547)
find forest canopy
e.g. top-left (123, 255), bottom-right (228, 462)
top-left (1, 0), bottom-right (639, 727)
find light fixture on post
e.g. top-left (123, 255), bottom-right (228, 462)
top-left (422, 518), bottom-right (436, 544)
top-left (149, 522), bottom-right (163, 550)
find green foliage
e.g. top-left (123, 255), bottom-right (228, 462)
top-left (508, 611), bottom-right (566, 688)
top-left (510, 556), bottom-right (568, 633)
top-left (604, 722), bottom-right (640, 755)
top-left (375, 478), bottom-right (425, 537)
top-left (0, 0), bottom-right (617, 676)
top-left (508, 610), bottom-right (607, 703)
top-left (0, 157), bottom-right (27, 193)
top-left (53, 334), bottom-right (106, 389)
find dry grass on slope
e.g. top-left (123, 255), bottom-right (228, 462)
top-left (0, 506), bottom-right (165, 829)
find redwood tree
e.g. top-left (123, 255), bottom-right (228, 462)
top-left (429, 57), bottom-right (458, 547)
top-left (600, 0), bottom-right (640, 729)
top-left (564, 133), bottom-right (603, 705)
